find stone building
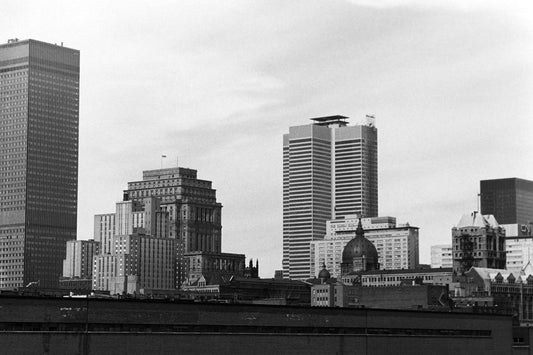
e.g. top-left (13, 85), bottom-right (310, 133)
top-left (452, 212), bottom-right (506, 274)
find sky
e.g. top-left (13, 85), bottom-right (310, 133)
top-left (2, 0), bottom-right (533, 277)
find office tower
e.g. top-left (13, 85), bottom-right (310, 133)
top-left (480, 178), bottom-right (533, 225)
top-left (123, 167), bottom-right (222, 287)
top-left (283, 115), bottom-right (378, 280)
top-left (0, 39), bottom-right (79, 288)
top-left (310, 216), bottom-right (418, 278)
top-left (452, 212), bottom-right (506, 274)
top-left (430, 244), bottom-right (453, 269)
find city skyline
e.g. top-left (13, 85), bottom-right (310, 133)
top-left (2, 1), bottom-right (532, 277)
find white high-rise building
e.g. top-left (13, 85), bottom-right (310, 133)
top-left (430, 245), bottom-right (453, 269)
top-left (503, 223), bottom-right (533, 273)
top-left (283, 116), bottom-right (378, 280)
top-left (310, 215), bottom-right (418, 279)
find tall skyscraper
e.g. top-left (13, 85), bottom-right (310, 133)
top-left (0, 39), bottom-right (80, 288)
top-left (480, 178), bottom-right (533, 225)
top-left (283, 115), bottom-right (378, 280)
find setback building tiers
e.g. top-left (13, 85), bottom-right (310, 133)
top-left (123, 167), bottom-right (222, 286)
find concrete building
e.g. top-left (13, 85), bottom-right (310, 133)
top-left (93, 233), bottom-right (176, 295)
top-left (92, 197), bottom-right (176, 294)
top-left (60, 239), bottom-right (100, 291)
top-left (62, 240), bottom-right (100, 279)
top-left (283, 115), bottom-right (378, 280)
top-left (123, 167), bottom-right (222, 286)
top-left (431, 244), bottom-right (453, 268)
top-left (503, 223), bottom-right (533, 273)
top-left (452, 212), bottom-right (506, 274)
top-left (480, 178), bottom-right (533, 225)
top-left (0, 39), bottom-right (80, 288)
top-left (310, 215), bottom-right (419, 278)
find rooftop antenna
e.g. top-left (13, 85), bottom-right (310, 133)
top-left (161, 155), bottom-right (167, 169)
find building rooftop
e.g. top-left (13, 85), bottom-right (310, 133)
top-left (309, 115), bottom-right (349, 126)
top-left (456, 212), bottom-right (499, 229)
top-left (352, 268), bottom-right (453, 276)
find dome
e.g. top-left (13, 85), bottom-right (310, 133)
top-left (341, 218), bottom-right (379, 270)
top-left (318, 265), bottom-right (331, 280)
top-left (342, 237), bottom-right (378, 263)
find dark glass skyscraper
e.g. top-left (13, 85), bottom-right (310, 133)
top-left (0, 39), bottom-right (79, 288)
top-left (480, 178), bottom-right (533, 225)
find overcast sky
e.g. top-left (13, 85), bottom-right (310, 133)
top-left (3, 0), bottom-right (532, 277)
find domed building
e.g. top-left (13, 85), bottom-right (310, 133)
top-left (318, 263), bottom-right (331, 284)
top-left (340, 218), bottom-right (379, 275)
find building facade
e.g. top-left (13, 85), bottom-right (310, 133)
top-left (431, 244), bottom-right (453, 269)
top-left (93, 233), bottom-right (176, 294)
top-left (62, 239), bottom-right (100, 279)
top-left (503, 223), bottom-right (533, 273)
top-left (0, 39), bottom-right (80, 288)
top-left (92, 197), bottom-right (176, 294)
top-left (480, 178), bottom-right (533, 225)
top-left (310, 215), bottom-right (418, 278)
top-left (181, 251), bottom-right (245, 287)
top-left (283, 116), bottom-right (378, 280)
top-left (340, 267), bottom-right (453, 287)
top-left (123, 167), bottom-right (222, 286)
top-left (452, 212), bottom-right (506, 274)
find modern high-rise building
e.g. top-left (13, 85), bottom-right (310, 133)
top-left (0, 39), bottom-right (80, 289)
top-left (283, 115), bottom-right (378, 280)
top-left (480, 178), bottom-right (533, 225)
top-left (503, 223), bottom-right (533, 273)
